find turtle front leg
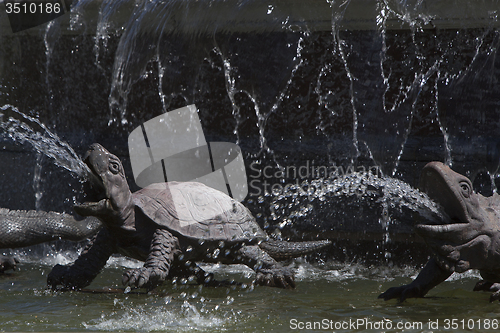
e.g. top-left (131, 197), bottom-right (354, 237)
top-left (122, 229), bottom-right (180, 290)
top-left (236, 245), bottom-right (295, 289)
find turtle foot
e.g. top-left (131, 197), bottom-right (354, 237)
top-left (122, 267), bottom-right (167, 290)
top-left (255, 268), bottom-right (295, 289)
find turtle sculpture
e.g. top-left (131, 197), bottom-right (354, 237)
top-left (47, 143), bottom-right (330, 290)
top-left (380, 162), bottom-right (500, 302)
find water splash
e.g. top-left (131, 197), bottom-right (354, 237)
top-left (0, 104), bottom-right (91, 180)
top-left (83, 297), bottom-right (237, 332)
top-left (5, 244), bottom-right (83, 267)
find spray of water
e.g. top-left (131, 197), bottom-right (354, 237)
top-left (328, 0), bottom-right (359, 160)
top-left (0, 104), bottom-right (91, 180)
top-left (83, 298), bottom-right (235, 332)
top-left (269, 171), bottom-right (447, 244)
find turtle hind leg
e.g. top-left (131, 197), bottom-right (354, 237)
top-left (122, 229), bottom-right (180, 291)
top-left (235, 245), bottom-right (295, 289)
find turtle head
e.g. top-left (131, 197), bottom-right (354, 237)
top-left (74, 143), bottom-right (132, 220)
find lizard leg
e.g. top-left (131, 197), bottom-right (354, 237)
top-left (47, 229), bottom-right (115, 290)
top-left (379, 258), bottom-right (452, 302)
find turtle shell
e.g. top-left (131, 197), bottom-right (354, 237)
top-left (133, 181), bottom-right (266, 242)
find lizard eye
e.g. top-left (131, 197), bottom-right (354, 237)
top-left (459, 181), bottom-right (471, 198)
top-left (109, 161), bottom-right (120, 174)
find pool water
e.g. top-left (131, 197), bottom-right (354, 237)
top-left (0, 256), bottom-right (498, 332)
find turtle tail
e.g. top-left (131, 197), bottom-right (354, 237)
top-left (258, 240), bottom-right (331, 260)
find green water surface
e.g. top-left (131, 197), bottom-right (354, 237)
top-left (0, 260), bottom-right (499, 332)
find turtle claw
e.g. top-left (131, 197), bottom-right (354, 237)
top-left (138, 275), bottom-right (148, 288)
top-left (122, 269), bottom-right (139, 286)
top-left (255, 268), bottom-right (295, 289)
